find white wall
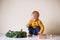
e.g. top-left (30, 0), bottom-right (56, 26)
top-left (0, 0), bottom-right (60, 34)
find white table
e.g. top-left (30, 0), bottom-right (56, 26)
top-left (0, 34), bottom-right (60, 40)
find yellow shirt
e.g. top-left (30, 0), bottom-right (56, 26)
top-left (28, 19), bottom-right (44, 33)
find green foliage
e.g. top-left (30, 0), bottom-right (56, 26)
top-left (5, 29), bottom-right (27, 38)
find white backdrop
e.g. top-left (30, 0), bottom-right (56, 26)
top-left (0, 0), bottom-right (60, 34)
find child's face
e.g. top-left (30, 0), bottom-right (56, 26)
top-left (32, 12), bottom-right (39, 19)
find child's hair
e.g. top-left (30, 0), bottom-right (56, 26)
top-left (32, 11), bottom-right (40, 17)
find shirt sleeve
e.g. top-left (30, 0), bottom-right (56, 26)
top-left (38, 20), bottom-right (44, 33)
top-left (27, 20), bottom-right (32, 26)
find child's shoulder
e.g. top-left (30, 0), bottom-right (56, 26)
top-left (38, 19), bottom-right (42, 23)
top-left (28, 19), bottom-right (32, 22)
top-left (38, 19), bottom-right (41, 21)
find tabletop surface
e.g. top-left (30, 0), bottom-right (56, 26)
top-left (0, 34), bottom-right (60, 40)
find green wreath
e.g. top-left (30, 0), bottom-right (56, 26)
top-left (5, 29), bottom-right (27, 38)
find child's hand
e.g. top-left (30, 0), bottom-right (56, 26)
top-left (26, 24), bottom-right (30, 28)
top-left (38, 32), bottom-right (41, 35)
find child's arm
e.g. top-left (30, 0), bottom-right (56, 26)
top-left (38, 20), bottom-right (44, 33)
top-left (26, 23), bottom-right (30, 27)
top-left (26, 20), bottom-right (32, 28)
